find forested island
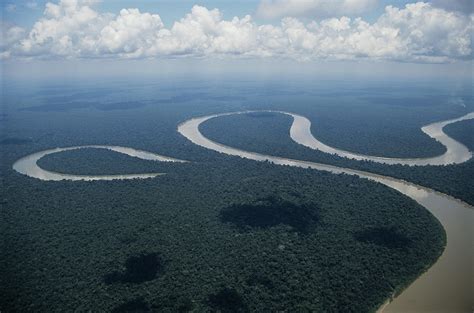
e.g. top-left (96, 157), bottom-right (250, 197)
top-left (37, 148), bottom-right (181, 175)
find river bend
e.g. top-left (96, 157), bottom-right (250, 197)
top-left (177, 111), bottom-right (474, 312)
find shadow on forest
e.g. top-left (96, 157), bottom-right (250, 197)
top-left (207, 287), bottom-right (249, 313)
top-left (104, 252), bottom-right (164, 284)
top-left (354, 226), bottom-right (412, 249)
top-left (220, 195), bottom-right (320, 234)
top-left (246, 273), bottom-right (275, 289)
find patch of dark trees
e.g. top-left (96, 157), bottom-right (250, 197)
top-left (355, 226), bottom-right (412, 249)
top-left (207, 287), bottom-right (249, 313)
top-left (220, 195), bottom-right (319, 234)
top-left (104, 252), bottom-right (164, 284)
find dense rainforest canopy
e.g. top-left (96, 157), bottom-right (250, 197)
top-left (1, 153), bottom-right (445, 312)
top-left (1, 78), bottom-right (469, 312)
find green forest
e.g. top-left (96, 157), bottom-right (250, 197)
top-left (1, 79), bottom-right (469, 312)
top-left (1, 152), bottom-right (445, 312)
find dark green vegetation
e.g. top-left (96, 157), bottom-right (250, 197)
top-left (104, 252), bottom-right (164, 284)
top-left (38, 148), bottom-right (179, 175)
top-left (151, 294), bottom-right (195, 312)
top-left (207, 287), bottom-right (248, 312)
top-left (1, 153), bottom-right (446, 312)
top-left (201, 112), bottom-right (474, 205)
top-left (0, 137), bottom-right (32, 145)
top-left (220, 195), bottom-right (320, 234)
top-left (354, 227), bottom-right (411, 249)
top-left (1, 78), bottom-right (465, 312)
top-left (112, 298), bottom-right (149, 313)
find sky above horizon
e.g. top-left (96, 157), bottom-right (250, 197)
top-left (1, 0), bottom-right (473, 81)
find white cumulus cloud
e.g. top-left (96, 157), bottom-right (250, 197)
top-left (1, 0), bottom-right (472, 63)
top-left (98, 8), bottom-right (164, 57)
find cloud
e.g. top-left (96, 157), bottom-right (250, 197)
top-left (257, 0), bottom-right (377, 19)
top-left (1, 1), bottom-right (473, 63)
top-left (1, 23), bottom-right (26, 59)
top-left (14, 0), bottom-right (109, 57)
top-left (98, 8), bottom-right (164, 56)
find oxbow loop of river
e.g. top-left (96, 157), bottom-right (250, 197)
top-left (12, 145), bottom-right (188, 181)
top-left (12, 111), bottom-right (474, 312)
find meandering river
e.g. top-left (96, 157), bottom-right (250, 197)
top-left (177, 111), bottom-right (474, 313)
top-left (12, 111), bottom-right (474, 312)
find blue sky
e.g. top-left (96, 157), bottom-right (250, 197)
top-left (2, 0), bottom-right (421, 27)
